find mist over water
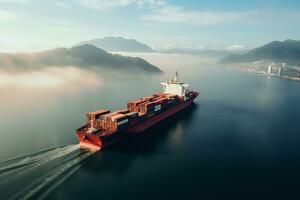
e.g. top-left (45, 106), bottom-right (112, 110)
top-left (0, 66), bottom-right (102, 89)
top-left (1, 53), bottom-right (300, 199)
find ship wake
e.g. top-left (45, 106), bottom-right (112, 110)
top-left (0, 144), bottom-right (94, 200)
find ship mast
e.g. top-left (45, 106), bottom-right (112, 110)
top-left (174, 71), bottom-right (180, 82)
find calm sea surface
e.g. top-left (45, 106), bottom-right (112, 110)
top-left (0, 65), bottom-right (300, 200)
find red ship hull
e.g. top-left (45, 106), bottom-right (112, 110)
top-left (76, 95), bottom-right (198, 151)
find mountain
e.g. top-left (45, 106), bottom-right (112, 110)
top-left (220, 39), bottom-right (300, 66)
top-left (0, 44), bottom-right (162, 73)
top-left (74, 36), bottom-right (153, 52)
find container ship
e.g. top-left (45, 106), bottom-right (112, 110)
top-left (76, 72), bottom-right (199, 151)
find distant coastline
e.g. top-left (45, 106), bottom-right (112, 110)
top-left (219, 39), bottom-right (300, 82)
top-left (225, 60), bottom-right (300, 82)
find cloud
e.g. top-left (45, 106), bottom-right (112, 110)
top-left (76, 0), bottom-right (136, 11)
top-left (159, 44), bottom-right (206, 50)
top-left (0, 10), bottom-right (18, 22)
top-left (141, 5), bottom-right (257, 25)
top-left (76, 0), bottom-right (256, 26)
top-left (226, 44), bottom-right (246, 51)
top-left (53, 1), bottom-right (71, 8)
top-left (75, 0), bottom-right (165, 11)
top-left (0, 0), bottom-right (29, 3)
top-left (37, 18), bottom-right (80, 31)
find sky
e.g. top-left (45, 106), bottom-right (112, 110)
top-left (0, 0), bottom-right (300, 52)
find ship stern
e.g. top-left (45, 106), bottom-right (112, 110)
top-left (76, 130), bottom-right (102, 151)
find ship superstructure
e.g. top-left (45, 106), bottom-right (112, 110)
top-left (161, 71), bottom-right (189, 96)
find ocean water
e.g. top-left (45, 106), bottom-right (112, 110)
top-left (0, 65), bottom-right (300, 200)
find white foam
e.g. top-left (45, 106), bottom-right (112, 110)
top-left (0, 144), bottom-right (94, 200)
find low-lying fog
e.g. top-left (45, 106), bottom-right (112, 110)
top-left (0, 67), bottom-right (101, 89)
top-left (0, 53), bottom-right (216, 90)
top-left (114, 52), bottom-right (217, 73)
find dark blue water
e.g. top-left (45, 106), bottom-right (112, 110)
top-left (0, 66), bottom-right (300, 199)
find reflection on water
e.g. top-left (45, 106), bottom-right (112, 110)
top-left (169, 122), bottom-right (185, 150)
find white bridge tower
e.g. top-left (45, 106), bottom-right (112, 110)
top-left (161, 71), bottom-right (189, 96)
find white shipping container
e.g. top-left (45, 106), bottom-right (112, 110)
top-left (154, 105), bottom-right (161, 111)
top-left (117, 119), bottom-right (129, 126)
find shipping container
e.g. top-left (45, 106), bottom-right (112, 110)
top-left (127, 99), bottom-right (148, 112)
top-left (126, 111), bottom-right (138, 119)
top-left (108, 123), bottom-right (128, 132)
top-left (138, 112), bottom-right (147, 121)
top-left (109, 114), bottom-right (128, 122)
top-left (125, 111), bottom-right (139, 125)
top-left (115, 109), bottom-right (130, 114)
top-left (100, 112), bottom-right (119, 120)
top-left (87, 109), bottom-right (110, 119)
top-left (154, 104), bottom-right (162, 112)
top-left (153, 92), bottom-right (166, 97)
top-left (138, 101), bottom-right (156, 114)
top-left (106, 114), bottom-right (129, 132)
top-left (86, 110), bottom-right (110, 129)
top-left (99, 119), bottom-right (107, 130)
top-left (129, 99), bottom-right (148, 104)
top-left (141, 95), bottom-right (155, 101)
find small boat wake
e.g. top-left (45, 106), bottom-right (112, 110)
top-left (0, 144), bottom-right (94, 200)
